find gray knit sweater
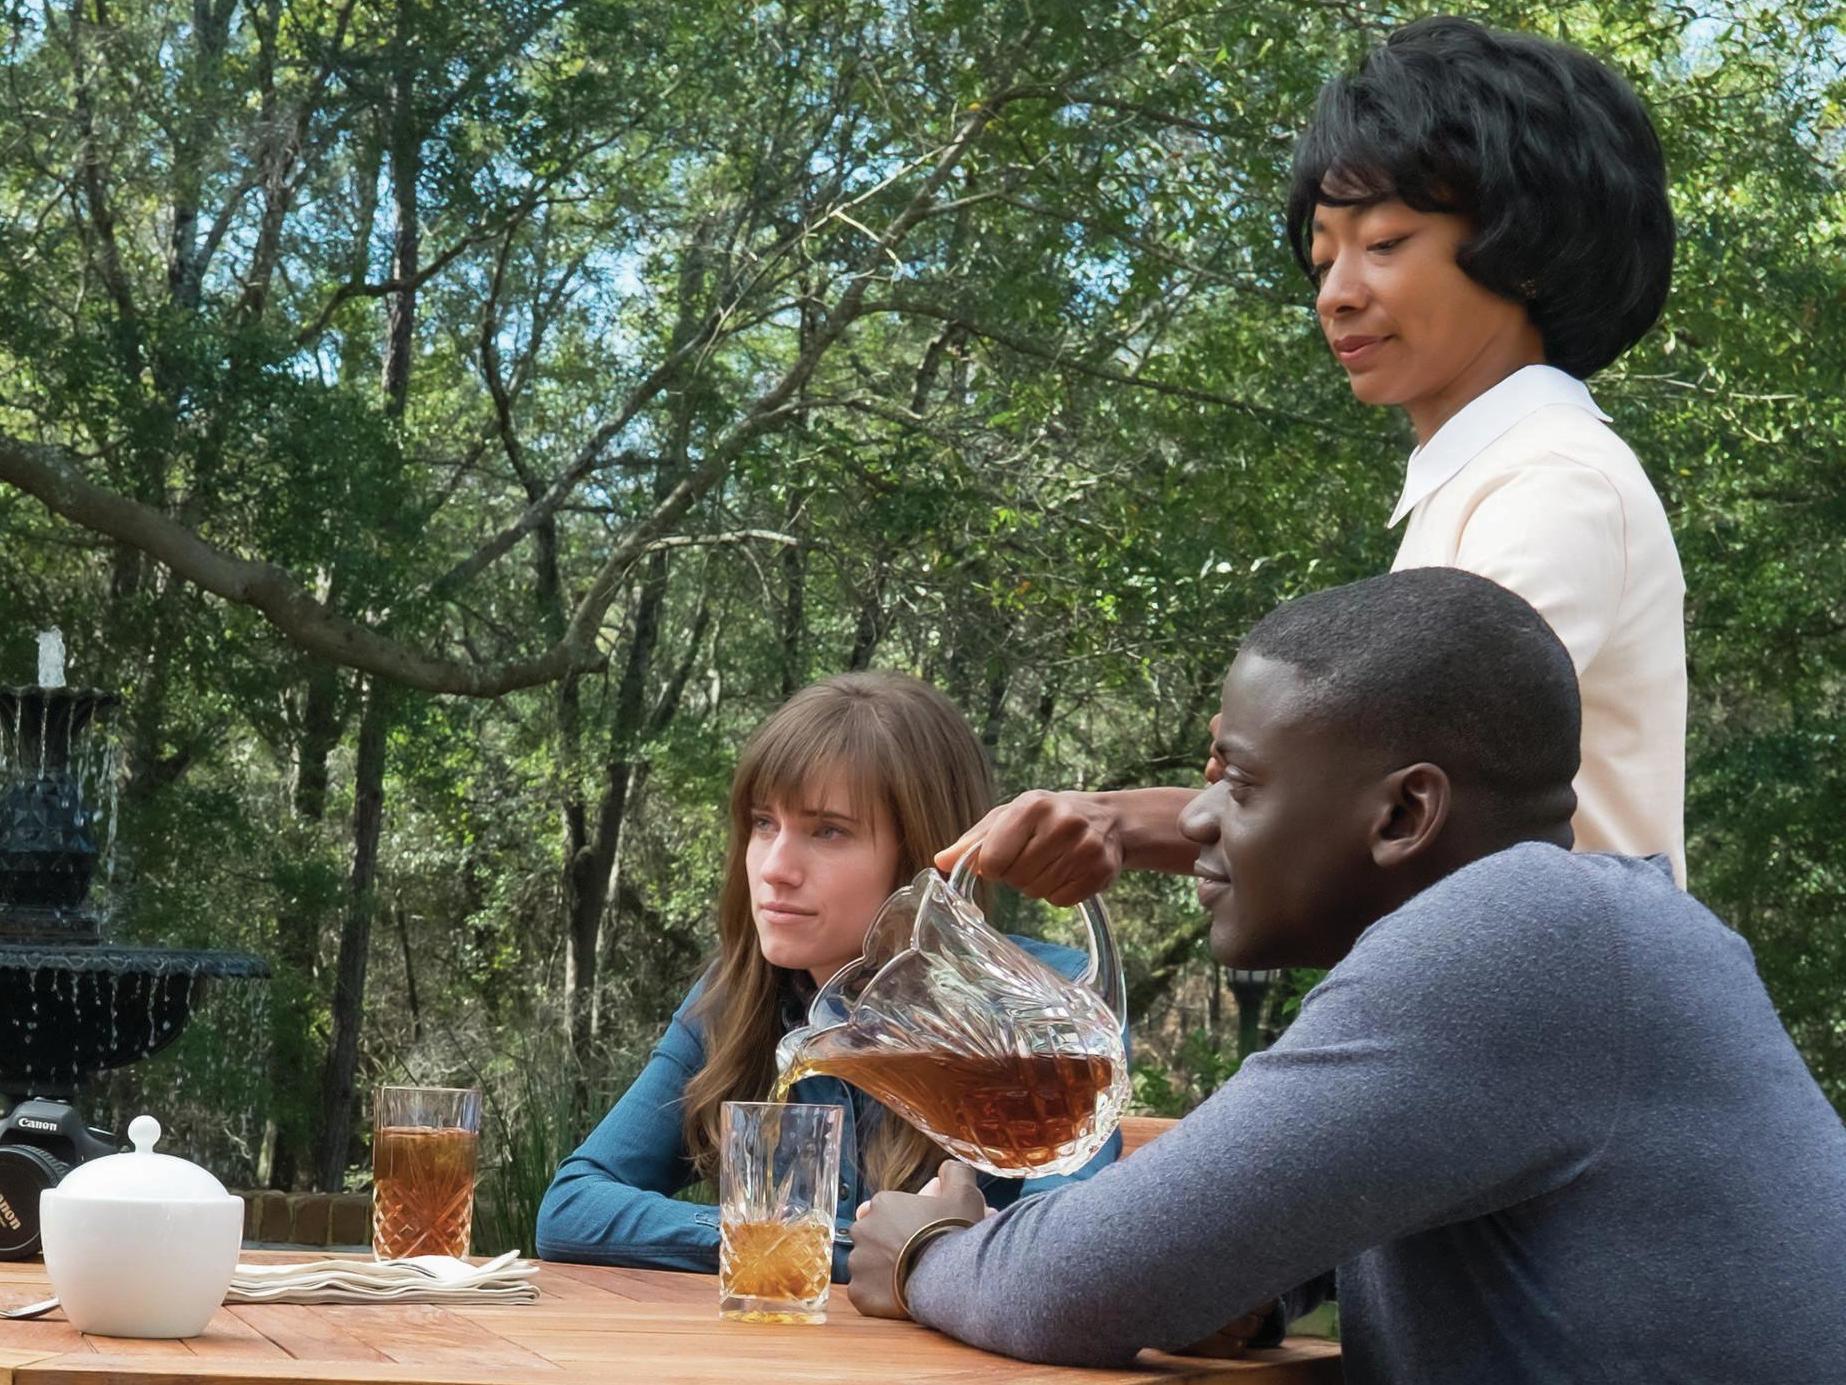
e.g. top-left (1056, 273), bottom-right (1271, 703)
top-left (907, 845), bottom-right (1846, 1383)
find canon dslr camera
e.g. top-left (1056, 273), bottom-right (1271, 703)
top-left (0, 1100), bottom-right (118, 1259)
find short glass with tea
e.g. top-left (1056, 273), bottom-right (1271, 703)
top-left (719, 1101), bottom-right (842, 1324)
top-left (371, 1085), bottom-right (482, 1261)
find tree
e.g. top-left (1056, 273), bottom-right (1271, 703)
top-left (0, 2), bottom-right (1839, 1200)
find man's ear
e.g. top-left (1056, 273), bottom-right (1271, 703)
top-left (1367, 762), bottom-right (1450, 870)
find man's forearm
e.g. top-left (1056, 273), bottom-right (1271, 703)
top-left (1093, 787), bottom-right (1198, 875)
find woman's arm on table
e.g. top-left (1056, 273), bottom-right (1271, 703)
top-left (535, 985), bottom-right (725, 1271)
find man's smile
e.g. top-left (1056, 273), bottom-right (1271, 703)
top-left (1193, 857), bottom-right (1230, 907)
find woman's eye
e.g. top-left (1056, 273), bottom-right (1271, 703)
top-left (750, 814), bottom-right (775, 833)
top-left (1309, 261), bottom-right (1331, 283)
top-left (815, 823), bottom-right (847, 840)
top-left (1368, 236), bottom-right (1405, 254)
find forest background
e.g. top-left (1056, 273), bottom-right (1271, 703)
top-left (0, 0), bottom-right (1840, 1251)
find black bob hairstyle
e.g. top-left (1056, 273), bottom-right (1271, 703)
top-left (1284, 16), bottom-right (1675, 379)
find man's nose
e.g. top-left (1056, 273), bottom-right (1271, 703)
top-left (1178, 781), bottom-right (1225, 843)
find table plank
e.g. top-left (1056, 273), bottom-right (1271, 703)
top-left (308, 1305), bottom-right (560, 1374)
top-left (539, 1263), bottom-right (715, 1305)
top-left (20, 1359), bottom-right (524, 1384)
top-left (21, 1362), bottom-right (952, 1385)
top-left (0, 1306), bottom-right (89, 1362)
top-left (525, 1271), bottom-right (623, 1305)
top-left (179, 1312), bottom-right (287, 1363)
top-left (0, 1254), bottom-right (1340, 1385)
top-left (0, 1351), bottom-right (66, 1385)
top-left (219, 1311), bottom-right (385, 1365)
top-left (459, 1302), bottom-right (1340, 1382)
top-left (65, 1339), bottom-right (188, 1359)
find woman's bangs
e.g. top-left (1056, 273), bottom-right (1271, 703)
top-left (733, 702), bottom-right (886, 831)
top-left (1287, 75), bottom-right (1474, 279)
top-left (1294, 101), bottom-right (1408, 212)
top-left (1315, 158), bottom-right (1400, 208)
top-left (1287, 93), bottom-right (1403, 269)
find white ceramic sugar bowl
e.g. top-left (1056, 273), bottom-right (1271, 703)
top-left (39, 1115), bottom-right (243, 1338)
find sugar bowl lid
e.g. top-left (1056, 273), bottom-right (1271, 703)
top-left (53, 1116), bottom-right (232, 1201)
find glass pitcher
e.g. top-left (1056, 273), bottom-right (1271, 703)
top-left (773, 847), bottom-right (1130, 1178)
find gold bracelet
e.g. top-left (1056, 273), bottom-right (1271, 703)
top-left (891, 1215), bottom-right (975, 1319)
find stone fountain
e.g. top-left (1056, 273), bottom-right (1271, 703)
top-left (0, 630), bottom-right (267, 1105)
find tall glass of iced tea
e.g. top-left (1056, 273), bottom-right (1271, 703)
top-left (372, 1085), bottom-right (482, 1261)
top-left (719, 1101), bottom-right (842, 1323)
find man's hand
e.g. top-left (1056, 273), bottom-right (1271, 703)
top-left (932, 791), bottom-right (1125, 905)
top-left (847, 1161), bottom-right (987, 1319)
top-left (1176, 1301), bottom-right (1278, 1358)
top-left (914, 1173), bottom-right (998, 1212)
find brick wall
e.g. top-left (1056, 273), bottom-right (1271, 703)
top-left (234, 1189), bottom-right (372, 1248)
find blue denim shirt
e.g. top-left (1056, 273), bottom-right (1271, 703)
top-left (536, 935), bottom-right (1126, 1281)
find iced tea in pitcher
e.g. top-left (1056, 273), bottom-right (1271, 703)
top-left (772, 1049), bottom-right (1116, 1172)
top-left (772, 854), bottom-right (1130, 1178)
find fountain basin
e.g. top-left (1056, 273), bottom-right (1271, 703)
top-left (0, 673), bottom-right (270, 1108)
top-left (0, 686), bottom-right (117, 772)
top-left (0, 945), bottom-right (269, 1102)
top-left (0, 685), bottom-right (120, 945)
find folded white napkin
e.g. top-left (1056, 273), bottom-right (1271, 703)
top-left (226, 1250), bottom-right (540, 1305)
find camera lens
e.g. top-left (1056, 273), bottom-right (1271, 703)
top-left (0, 1144), bottom-right (68, 1260)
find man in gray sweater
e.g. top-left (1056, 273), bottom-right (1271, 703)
top-left (847, 568), bottom-right (1846, 1383)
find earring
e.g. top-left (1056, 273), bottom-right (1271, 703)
top-left (1520, 279), bottom-right (1540, 300)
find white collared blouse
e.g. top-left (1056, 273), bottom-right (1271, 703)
top-left (1390, 365), bottom-right (1688, 882)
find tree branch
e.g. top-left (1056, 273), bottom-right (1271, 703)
top-left (0, 67), bottom-right (1025, 697)
top-left (64, 0), bottom-right (142, 375)
top-left (417, 325), bottom-right (713, 604)
top-left (866, 296), bottom-right (1358, 438)
top-left (648, 591), bottom-right (712, 738)
top-left (296, 224), bottom-right (486, 350)
top-left (643, 528), bottom-right (796, 553)
top-left (0, 432), bottom-right (590, 692)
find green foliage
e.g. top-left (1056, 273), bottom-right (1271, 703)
top-left (1133, 1029), bottom-right (1244, 1118)
top-left (468, 1031), bottom-right (648, 1257)
top-left (0, 0), bottom-right (1839, 1197)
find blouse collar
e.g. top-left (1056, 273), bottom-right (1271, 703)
top-left (1389, 364), bottom-right (1610, 528)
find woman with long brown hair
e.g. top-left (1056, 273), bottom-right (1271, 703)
top-left (536, 672), bottom-right (1121, 1279)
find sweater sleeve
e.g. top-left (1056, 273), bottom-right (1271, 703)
top-left (905, 849), bottom-right (1626, 1366)
top-left (535, 982), bottom-right (724, 1270)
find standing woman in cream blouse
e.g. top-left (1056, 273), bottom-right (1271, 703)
top-left (1286, 16), bottom-right (1686, 879)
top-left (925, 17), bottom-right (1689, 912)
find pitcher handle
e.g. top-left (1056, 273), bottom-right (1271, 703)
top-left (947, 843), bottom-right (1127, 1024)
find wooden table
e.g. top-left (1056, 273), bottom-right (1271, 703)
top-left (0, 1253), bottom-right (1341, 1384)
